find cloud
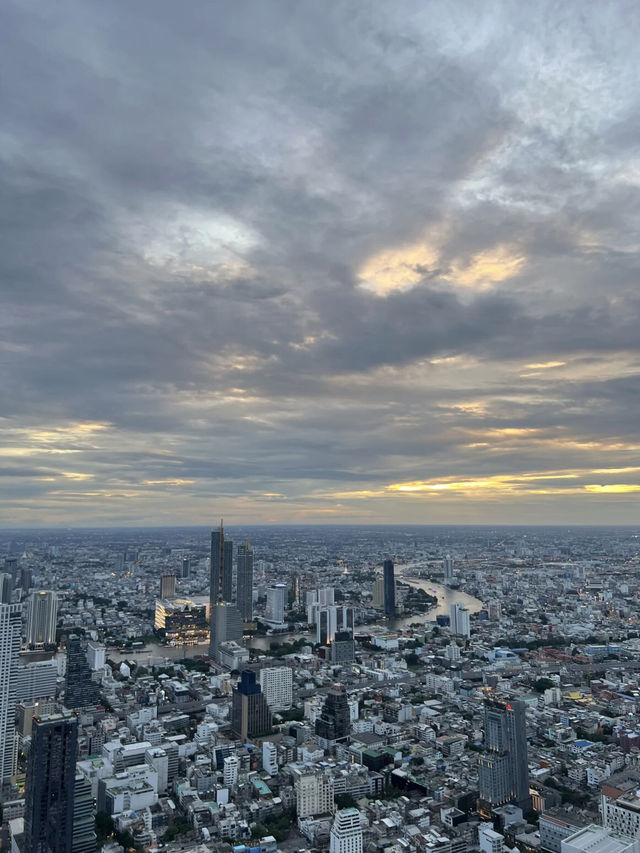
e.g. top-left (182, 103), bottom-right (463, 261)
top-left (1, 0), bottom-right (639, 525)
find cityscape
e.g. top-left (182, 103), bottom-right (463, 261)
top-left (2, 2), bottom-right (640, 853)
top-left (2, 524), bottom-right (640, 853)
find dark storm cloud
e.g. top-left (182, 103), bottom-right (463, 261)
top-left (1, 0), bottom-right (640, 524)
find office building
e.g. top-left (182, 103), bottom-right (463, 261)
top-left (0, 602), bottom-right (22, 784)
top-left (27, 591), bottom-right (59, 646)
top-left (209, 602), bottom-right (243, 663)
top-left (181, 557), bottom-right (190, 579)
top-left (478, 697), bottom-right (530, 812)
top-left (331, 630), bottom-right (356, 663)
top-left (236, 541), bottom-right (254, 622)
top-left (315, 684), bottom-right (351, 744)
top-left (0, 573), bottom-right (13, 604)
top-left (450, 603), bottom-right (471, 638)
top-left (24, 710), bottom-right (79, 853)
top-left (154, 598), bottom-right (208, 644)
top-left (65, 635), bottom-right (100, 709)
top-left (223, 754), bottom-right (239, 787)
top-left (209, 522), bottom-right (236, 660)
top-left (231, 670), bottom-right (272, 741)
top-left (383, 559), bottom-right (395, 617)
top-left (561, 826), bottom-right (639, 853)
top-left (294, 766), bottom-right (334, 818)
top-left (539, 809), bottom-right (591, 853)
top-left (210, 521), bottom-right (233, 606)
top-left (372, 577), bottom-right (385, 609)
top-left (444, 554), bottom-right (453, 583)
top-left (259, 666), bottom-right (293, 711)
top-left (317, 606), bottom-right (354, 645)
top-left (159, 573), bottom-right (176, 599)
top-left (263, 741), bottom-right (278, 775)
top-left (264, 584), bottom-right (287, 627)
top-left (330, 807), bottom-right (363, 853)
top-left (318, 587), bottom-right (335, 606)
top-left (601, 780), bottom-right (640, 837)
top-left (16, 660), bottom-right (58, 702)
top-left (86, 642), bottom-right (106, 670)
top-left (72, 774), bottom-right (97, 853)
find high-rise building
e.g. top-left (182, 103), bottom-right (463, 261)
top-left (181, 557), bottom-right (190, 579)
top-left (478, 697), bottom-right (530, 812)
top-left (0, 572), bottom-right (13, 604)
top-left (65, 635), bottom-right (100, 709)
top-left (209, 522), bottom-right (237, 660)
top-left (223, 754), bottom-right (239, 787)
top-left (262, 741), bottom-right (278, 775)
top-left (236, 541), bottom-right (254, 622)
top-left (383, 560), bottom-right (395, 617)
top-left (331, 631), bottom-right (356, 664)
top-left (264, 584), bottom-right (287, 627)
top-left (294, 766), bottom-right (334, 818)
top-left (315, 684), bottom-right (351, 744)
top-left (159, 573), bottom-right (176, 599)
top-left (444, 554), bottom-right (454, 583)
top-left (317, 606), bottom-right (354, 645)
top-left (450, 603), bottom-right (471, 638)
top-left (318, 587), bottom-right (335, 606)
top-left (19, 567), bottom-right (33, 595)
top-left (330, 807), bottom-right (363, 853)
top-left (24, 710), bottom-right (79, 853)
top-left (372, 577), bottom-right (385, 609)
top-left (27, 591), bottom-right (59, 646)
top-left (209, 602), bottom-right (243, 663)
top-left (210, 521), bottom-right (234, 606)
top-left (231, 670), bottom-right (272, 741)
top-left (0, 602), bottom-right (22, 785)
top-left (72, 774), bottom-right (97, 853)
top-left (259, 666), bottom-right (293, 710)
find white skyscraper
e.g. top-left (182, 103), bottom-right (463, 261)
top-left (262, 741), bottom-right (278, 775)
top-left (259, 666), bottom-right (293, 710)
top-left (0, 603), bottom-right (22, 784)
top-left (294, 766), bottom-right (334, 818)
top-left (450, 603), bottom-right (470, 638)
top-left (223, 754), bottom-right (239, 787)
top-left (330, 808), bottom-right (363, 853)
top-left (264, 584), bottom-right (287, 627)
top-left (318, 587), bottom-right (335, 606)
top-left (27, 591), bottom-right (58, 646)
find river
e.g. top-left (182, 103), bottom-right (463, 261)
top-left (124, 569), bottom-right (483, 662)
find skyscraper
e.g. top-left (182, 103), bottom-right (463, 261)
top-left (478, 697), bottom-right (530, 812)
top-left (236, 541), bottom-right (254, 622)
top-left (0, 602), bottom-right (22, 785)
top-left (231, 670), bottom-right (272, 740)
top-left (450, 603), bottom-right (471, 638)
top-left (209, 602), bottom-right (243, 662)
top-left (24, 709), bottom-right (78, 853)
top-left (64, 635), bottom-right (100, 709)
top-left (210, 521), bottom-right (233, 606)
top-left (316, 606), bottom-right (354, 645)
top-left (315, 684), bottom-right (351, 745)
top-left (209, 522), bottom-right (241, 661)
top-left (264, 584), bottom-right (287, 627)
top-left (330, 808), bottom-right (363, 853)
top-left (0, 572), bottom-right (13, 604)
top-left (181, 557), bottom-right (190, 579)
top-left (72, 774), bottom-right (97, 853)
top-left (159, 573), bottom-right (176, 599)
top-left (259, 666), bottom-right (293, 710)
top-left (27, 591), bottom-right (59, 646)
top-left (383, 559), bottom-right (395, 618)
top-left (444, 554), bottom-right (454, 583)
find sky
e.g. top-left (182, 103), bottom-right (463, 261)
top-left (2, 0), bottom-right (640, 527)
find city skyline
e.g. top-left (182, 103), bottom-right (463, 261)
top-left (2, 2), bottom-right (640, 527)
